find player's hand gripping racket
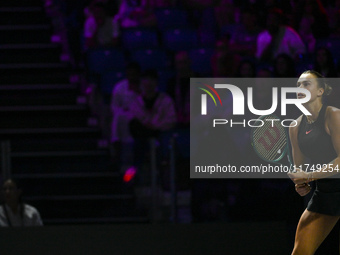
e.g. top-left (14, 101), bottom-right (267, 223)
top-left (251, 114), bottom-right (294, 172)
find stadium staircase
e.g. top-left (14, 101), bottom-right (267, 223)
top-left (0, 0), bottom-right (147, 224)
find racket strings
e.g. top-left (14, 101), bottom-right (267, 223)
top-left (254, 137), bottom-right (286, 161)
top-left (252, 116), bottom-right (287, 162)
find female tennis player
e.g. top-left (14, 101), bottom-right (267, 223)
top-left (287, 70), bottom-right (340, 255)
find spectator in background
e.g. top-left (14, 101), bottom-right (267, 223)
top-left (129, 70), bottom-right (176, 181)
top-left (235, 59), bottom-right (257, 78)
top-left (274, 53), bottom-right (296, 77)
top-left (211, 38), bottom-right (241, 77)
top-left (167, 51), bottom-right (197, 128)
top-left (0, 179), bottom-right (43, 227)
top-left (83, 2), bottom-right (120, 49)
top-left (230, 8), bottom-right (261, 57)
top-left (292, 0), bottom-right (329, 53)
top-left (110, 62), bottom-right (141, 167)
top-left (313, 47), bottom-right (338, 77)
top-left (130, 69), bottom-right (176, 137)
top-left (114, 0), bottom-right (157, 28)
top-left (256, 8), bottom-right (306, 62)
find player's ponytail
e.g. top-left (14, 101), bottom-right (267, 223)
top-left (302, 70), bottom-right (332, 97)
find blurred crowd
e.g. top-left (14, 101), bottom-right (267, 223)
top-left (43, 0), bottom-right (340, 223)
top-left (46, 0), bottom-right (340, 78)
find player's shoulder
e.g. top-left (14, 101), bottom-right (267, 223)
top-left (326, 106), bottom-right (340, 122)
top-left (326, 106), bottom-right (340, 114)
top-left (289, 114), bottom-right (303, 129)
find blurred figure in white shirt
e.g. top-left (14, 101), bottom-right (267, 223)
top-left (0, 179), bottom-right (43, 227)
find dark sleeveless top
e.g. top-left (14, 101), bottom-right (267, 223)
top-left (297, 104), bottom-right (340, 215)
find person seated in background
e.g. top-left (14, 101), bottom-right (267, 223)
top-left (129, 69), bottom-right (176, 182)
top-left (167, 51), bottom-right (197, 128)
top-left (273, 53), bottom-right (296, 77)
top-left (0, 179), bottom-right (43, 227)
top-left (114, 0), bottom-right (158, 28)
top-left (234, 59), bottom-right (256, 78)
top-left (110, 62), bottom-right (141, 167)
top-left (230, 7), bottom-right (261, 57)
top-left (313, 47), bottom-right (338, 78)
top-left (83, 2), bottom-right (120, 49)
top-left (130, 69), bottom-right (176, 140)
top-left (256, 8), bottom-right (306, 62)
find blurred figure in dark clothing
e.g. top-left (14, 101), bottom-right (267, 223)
top-left (313, 47), bottom-right (338, 77)
top-left (235, 59), bottom-right (257, 78)
top-left (274, 53), bottom-right (297, 77)
top-left (130, 70), bottom-right (176, 138)
top-left (110, 62), bottom-right (141, 170)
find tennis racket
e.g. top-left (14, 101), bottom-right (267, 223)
top-left (251, 114), bottom-right (294, 171)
